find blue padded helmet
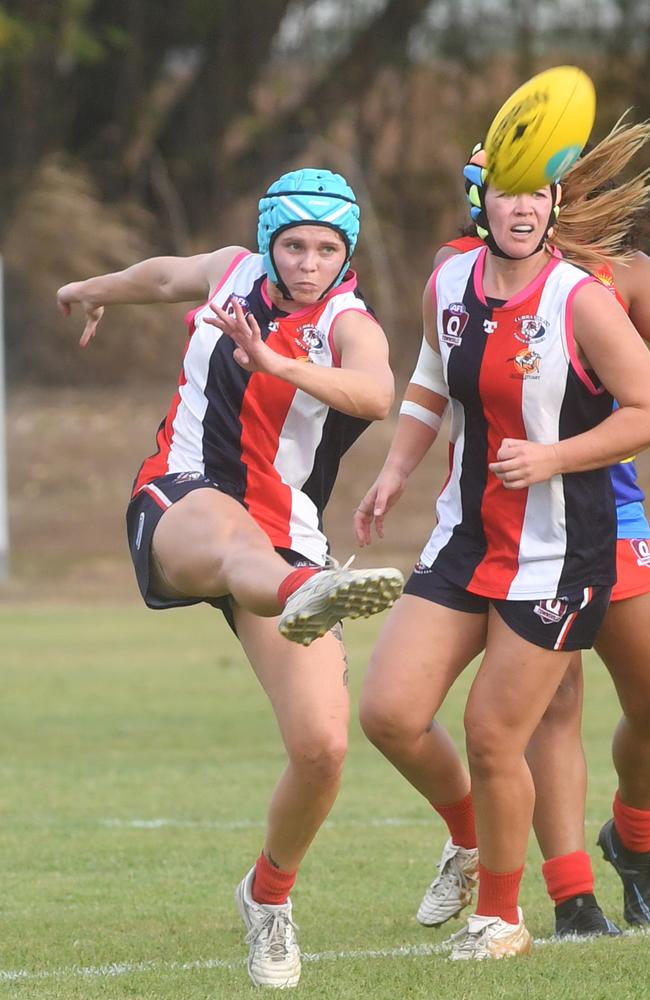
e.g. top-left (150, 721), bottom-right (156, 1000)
top-left (257, 168), bottom-right (360, 296)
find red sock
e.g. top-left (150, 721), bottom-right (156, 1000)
top-left (252, 851), bottom-right (297, 906)
top-left (277, 567), bottom-right (320, 607)
top-left (475, 864), bottom-right (523, 924)
top-left (431, 792), bottom-right (477, 849)
top-left (613, 790), bottom-right (650, 853)
top-left (542, 851), bottom-right (594, 905)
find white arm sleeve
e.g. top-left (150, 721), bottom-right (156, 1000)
top-left (410, 337), bottom-right (449, 398)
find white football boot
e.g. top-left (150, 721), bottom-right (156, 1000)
top-left (449, 907), bottom-right (532, 961)
top-left (235, 867), bottom-right (301, 988)
top-left (417, 838), bottom-right (479, 926)
top-left (278, 556), bottom-right (404, 646)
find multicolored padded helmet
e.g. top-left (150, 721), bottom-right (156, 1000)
top-left (257, 168), bottom-right (360, 296)
top-left (463, 143), bottom-right (561, 258)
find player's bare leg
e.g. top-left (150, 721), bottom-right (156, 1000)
top-left (596, 594), bottom-right (650, 809)
top-left (595, 595), bottom-right (650, 926)
top-left (360, 597), bottom-right (485, 926)
top-left (151, 488), bottom-right (292, 614)
top-left (237, 609), bottom-right (350, 869)
top-left (233, 609), bottom-right (350, 987)
top-left (359, 596), bottom-right (485, 801)
top-left (525, 656), bottom-right (618, 935)
top-left (527, 655), bottom-right (587, 858)
top-left (466, 609), bottom-right (574, 874)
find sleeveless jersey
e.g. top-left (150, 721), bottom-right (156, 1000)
top-left (133, 251), bottom-right (374, 564)
top-left (420, 245), bottom-right (616, 599)
top-left (445, 239), bottom-right (648, 540)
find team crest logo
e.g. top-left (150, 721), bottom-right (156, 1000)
top-left (224, 293), bottom-right (251, 318)
top-left (510, 348), bottom-right (541, 378)
top-left (514, 314), bottom-right (548, 344)
top-left (441, 303), bottom-right (470, 346)
top-left (268, 320), bottom-right (280, 332)
top-left (295, 324), bottom-right (324, 353)
top-left (534, 598), bottom-right (568, 624)
top-left (630, 538), bottom-right (650, 568)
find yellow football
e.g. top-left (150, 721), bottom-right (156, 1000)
top-left (484, 65), bottom-right (596, 194)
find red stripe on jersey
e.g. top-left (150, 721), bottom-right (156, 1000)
top-left (239, 309), bottom-right (327, 546)
top-left (467, 296), bottom-right (543, 596)
top-left (444, 236), bottom-right (483, 253)
top-left (239, 364), bottom-right (297, 548)
top-left (132, 368), bottom-right (187, 495)
top-left (133, 254), bottom-right (252, 497)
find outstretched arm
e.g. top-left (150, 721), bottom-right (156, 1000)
top-left (57, 246), bottom-right (245, 346)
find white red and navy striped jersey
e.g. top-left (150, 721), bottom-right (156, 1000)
top-left (420, 245), bottom-right (616, 599)
top-left (133, 251), bottom-right (375, 564)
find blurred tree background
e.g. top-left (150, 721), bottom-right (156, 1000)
top-left (4, 0), bottom-right (650, 597)
top-left (3, 0), bottom-right (650, 385)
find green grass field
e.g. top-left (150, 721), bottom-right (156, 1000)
top-left (1, 605), bottom-right (648, 999)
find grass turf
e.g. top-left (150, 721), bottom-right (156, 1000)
top-left (0, 605), bottom-right (648, 999)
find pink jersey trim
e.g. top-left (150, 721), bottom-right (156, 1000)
top-left (429, 259), bottom-right (451, 309)
top-left (473, 247), bottom-right (562, 309)
top-left (472, 247), bottom-right (489, 304)
top-left (564, 277), bottom-right (604, 395)
top-left (328, 307), bottom-right (381, 368)
top-left (184, 249), bottom-right (251, 331)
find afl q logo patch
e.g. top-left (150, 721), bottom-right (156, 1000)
top-left (224, 293), bottom-right (250, 318)
top-left (441, 303), bottom-right (469, 346)
top-left (630, 538), bottom-right (650, 568)
top-left (534, 598), bottom-right (568, 624)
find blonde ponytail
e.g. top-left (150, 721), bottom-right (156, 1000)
top-left (552, 113), bottom-right (650, 271)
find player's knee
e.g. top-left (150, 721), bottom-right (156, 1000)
top-left (288, 729), bottom-right (348, 785)
top-left (464, 713), bottom-right (512, 777)
top-left (619, 698), bottom-right (650, 732)
top-left (538, 677), bottom-right (581, 728)
top-left (359, 693), bottom-right (411, 750)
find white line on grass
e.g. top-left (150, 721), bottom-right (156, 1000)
top-left (99, 817), bottom-right (435, 830)
top-left (2, 933), bottom-right (645, 984)
top-left (99, 816), bottom-right (604, 831)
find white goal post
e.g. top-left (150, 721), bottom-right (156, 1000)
top-left (0, 256), bottom-right (8, 580)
